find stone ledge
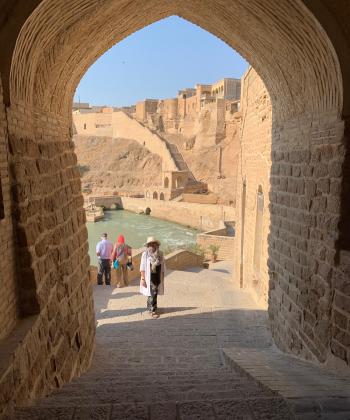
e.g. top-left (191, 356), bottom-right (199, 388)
top-left (223, 347), bottom-right (350, 398)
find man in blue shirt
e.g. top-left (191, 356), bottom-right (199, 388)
top-left (96, 233), bottom-right (114, 285)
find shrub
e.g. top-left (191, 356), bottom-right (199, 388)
top-left (208, 244), bottom-right (220, 256)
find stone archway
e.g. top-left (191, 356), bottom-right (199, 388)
top-left (1, 0), bottom-right (350, 410)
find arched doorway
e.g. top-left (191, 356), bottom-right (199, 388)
top-left (1, 0), bottom-right (349, 407)
top-left (159, 192), bottom-right (165, 200)
top-left (153, 191), bottom-right (158, 200)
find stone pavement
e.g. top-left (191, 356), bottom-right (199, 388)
top-left (7, 262), bottom-right (350, 419)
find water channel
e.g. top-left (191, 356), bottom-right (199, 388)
top-left (87, 210), bottom-right (198, 265)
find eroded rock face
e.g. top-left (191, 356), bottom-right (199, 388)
top-left (74, 135), bottom-right (162, 195)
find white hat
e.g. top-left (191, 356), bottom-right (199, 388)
top-left (144, 236), bottom-right (161, 246)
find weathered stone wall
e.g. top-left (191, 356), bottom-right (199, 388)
top-left (0, 75), bottom-right (18, 339)
top-left (1, 0), bottom-right (350, 412)
top-left (233, 68), bottom-right (272, 304)
top-left (0, 102), bottom-right (95, 414)
top-left (331, 250), bottom-right (350, 364)
top-left (268, 111), bottom-right (345, 364)
top-left (197, 230), bottom-right (235, 261)
top-left (182, 193), bottom-right (218, 204)
top-left (234, 68), bottom-right (349, 367)
top-left (120, 197), bottom-right (235, 231)
top-left (164, 249), bottom-right (204, 270)
top-left (74, 111), bottom-right (178, 172)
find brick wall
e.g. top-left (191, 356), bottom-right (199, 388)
top-left (0, 101), bottom-right (95, 414)
top-left (0, 75), bottom-right (18, 339)
top-left (234, 68), bottom-right (349, 367)
top-left (267, 111), bottom-right (345, 364)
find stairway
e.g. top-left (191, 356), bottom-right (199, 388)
top-left (166, 143), bottom-right (191, 172)
top-left (9, 264), bottom-right (295, 419)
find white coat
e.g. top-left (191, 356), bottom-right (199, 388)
top-left (139, 250), bottom-right (165, 297)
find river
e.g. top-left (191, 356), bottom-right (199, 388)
top-left (87, 210), bottom-right (198, 265)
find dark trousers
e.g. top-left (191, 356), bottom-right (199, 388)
top-left (97, 259), bottom-right (111, 285)
top-left (147, 267), bottom-right (161, 312)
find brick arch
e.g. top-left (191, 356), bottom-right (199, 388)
top-left (9, 0), bottom-right (342, 121)
top-left (1, 0), bottom-right (350, 411)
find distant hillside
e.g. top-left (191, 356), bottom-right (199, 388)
top-left (74, 135), bottom-right (162, 195)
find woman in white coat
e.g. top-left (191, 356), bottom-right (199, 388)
top-left (140, 236), bottom-right (165, 318)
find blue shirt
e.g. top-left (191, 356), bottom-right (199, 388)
top-left (96, 239), bottom-right (113, 259)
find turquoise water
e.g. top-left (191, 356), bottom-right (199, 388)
top-left (87, 210), bottom-right (198, 265)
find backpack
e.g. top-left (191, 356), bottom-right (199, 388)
top-left (115, 244), bottom-right (128, 264)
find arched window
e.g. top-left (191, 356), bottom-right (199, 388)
top-left (159, 192), bottom-right (165, 200)
top-left (153, 191), bottom-right (158, 199)
top-left (175, 177), bottom-right (184, 188)
top-left (164, 177), bottom-right (169, 188)
top-left (253, 186), bottom-right (264, 282)
top-left (83, 123), bottom-right (86, 130)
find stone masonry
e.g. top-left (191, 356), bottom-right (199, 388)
top-left (0, 77), bottom-right (18, 340)
top-left (1, 0), bottom-right (350, 414)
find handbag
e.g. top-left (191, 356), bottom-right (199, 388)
top-left (113, 259), bottom-right (119, 269)
top-left (126, 259), bottom-right (134, 271)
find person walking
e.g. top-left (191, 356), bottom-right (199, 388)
top-left (111, 234), bottom-right (132, 287)
top-left (140, 236), bottom-right (165, 318)
top-left (96, 233), bottom-right (114, 285)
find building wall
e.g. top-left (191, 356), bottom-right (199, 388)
top-left (1, 0), bottom-right (350, 414)
top-left (185, 95), bottom-right (198, 119)
top-left (162, 98), bottom-right (178, 119)
top-left (0, 102), bottom-right (95, 414)
top-left (120, 197), bottom-right (235, 231)
top-left (0, 75), bottom-right (18, 340)
top-left (135, 100), bottom-right (158, 122)
top-left (73, 111), bottom-right (178, 172)
top-left (182, 193), bottom-right (218, 204)
top-left (73, 112), bottom-right (113, 136)
top-left (233, 68), bottom-right (272, 303)
top-left (234, 67), bottom-right (349, 367)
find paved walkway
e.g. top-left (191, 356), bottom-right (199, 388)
top-left (9, 262), bottom-right (350, 419)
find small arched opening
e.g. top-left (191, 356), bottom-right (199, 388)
top-left (153, 191), bottom-right (158, 200)
top-left (159, 192), bottom-right (165, 200)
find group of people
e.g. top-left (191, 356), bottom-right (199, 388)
top-left (96, 233), bottom-right (165, 318)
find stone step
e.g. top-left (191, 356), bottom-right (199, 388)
top-left (35, 387), bottom-right (275, 408)
top-left (11, 397), bottom-right (294, 419)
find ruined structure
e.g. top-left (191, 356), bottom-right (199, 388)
top-left (73, 77), bottom-right (241, 202)
top-left (1, 0), bottom-right (350, 414)
top-left (137, 77), bottom-right (241, 146)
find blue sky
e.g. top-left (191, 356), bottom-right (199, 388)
top-left (74, 16), bottom-right (248, 107)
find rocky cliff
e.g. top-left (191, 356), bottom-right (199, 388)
top-left (74, 135), bottom-right (162, 195)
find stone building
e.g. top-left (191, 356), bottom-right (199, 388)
top-left (135, 98), bottom-right (158, 122)
top-left (0, 0), bottom-right (350, 415)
